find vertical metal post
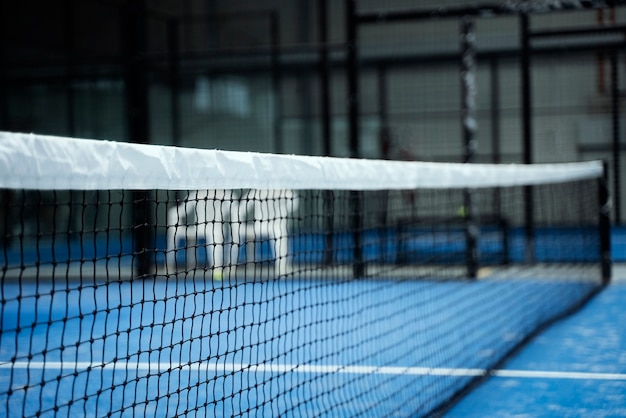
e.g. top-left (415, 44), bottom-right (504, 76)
top-left (521, 13), bottom-right (535, 263)
top-left (64, 0), bottom-right (76, 136)
top-left (0, 0), bottom-right (10, 246)
top-left (168, 18), bottom-right (181, 147)
top-left (124, 0), bottom-right (153, 278)
top-left (490, 59), bottom-right (501, 162)
top-left (599, 161), bottom-right (612, 285)
top-left (610, 50), bottom-right (621, 224)
top-left (378, 66), bottom-right (390, 159)
top-left (0, 0), bottom-right (8, 131)
top-left (377, 65), bottom-right (391, 263)
top-left (461, 17), bottom-right (478, 279)
top-left (490, 58), bottom-right (507, 264)
top-left (270, 12), bottom-right (283, 154)
top-left (319, 0), bottom-right (334, 266)
top-left (319, 0), bottom-right (331, 157)
top-left (124, 0), bottom-right (149, 142)
top-left (461, 17), bottom-right (477, 165)
top-left (297, 2), bottom-right (314, 155)
top-left (521, 13), bottom-right (531, 152)
top-left (346, 0), bottom-right (364, 277)
top-left (347, 0), bottom-right (359, 160)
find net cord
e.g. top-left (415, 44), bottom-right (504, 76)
top-left (0, 131), bottom-right (603, 191)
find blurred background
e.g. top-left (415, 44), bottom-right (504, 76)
top-left (2, 0), bottom-right (625, 224)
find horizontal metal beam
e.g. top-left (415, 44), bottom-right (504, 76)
top-left (531, 24), bottom-right (626, 38)
top-left (357, 4), bottom-right (506, 24)
top-left (4, 39), bottom-right (626, 82)
top-left (357, 1), bottom-right (626, 25)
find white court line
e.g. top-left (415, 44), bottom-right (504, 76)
top-left (491, 369), bottom-right (626, 380)
top-left (2, 362), bottom-right (626, 381)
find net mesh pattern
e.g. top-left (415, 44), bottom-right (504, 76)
top-left (0, 137), bottom-right (606, 417)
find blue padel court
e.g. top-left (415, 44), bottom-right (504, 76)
top-left (446, 266), bottom-right (626, 417)
top-left (0, 270), bottom-right (609, 417)
top-left (4, 0), bottom-right (626, 415)
top-left (0, 229), bottom-right (624, 417)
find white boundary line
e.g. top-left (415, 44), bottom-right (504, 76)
top-left (491, 369), bottom-right (626, 380)
top-left (2, 362), bottom-right (626, 381)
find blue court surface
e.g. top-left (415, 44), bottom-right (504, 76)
top-left (1, 228), bottom-right (624, 417)
top-left (0, 272), bottom-right (602, 417)
top-left (446, 267), bottom-right (626, 417)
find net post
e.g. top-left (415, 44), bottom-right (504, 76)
top-left (599, 160), bottom-right (612, 285)
top-left (461, 16), bottom-right (478, 279)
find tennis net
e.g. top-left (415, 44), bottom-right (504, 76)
top-left (0, 132), bottom-right (611, 417)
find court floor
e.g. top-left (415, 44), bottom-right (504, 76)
top-left (0, 266), bottom-right (603, 417)
top-left (445, 265), bottom-right (626, 417)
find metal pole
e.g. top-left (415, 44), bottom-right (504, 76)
top-left (521, 13), bottom-right (535, 263)
top-left (521, 13), bottom-right (532, 159)
top-left (270, 12), bottom-right (283, 153)
top-left (346, 0), bottom-right (364, 277)
top-left (490, 58), bottom-right (508, 264)
top-left (319, 0), bottom-right (335, 266)
top-left (347, 0), bottom-right (359, 160)
top-left (521, 14), bottom-right (532, 155)
top-left (461, 16), bottom-right (478, 279)
top-left (124, 0), bottom-right (153, 278)
top-left (461, 17), bottom-right (477, 165)
top-left (64, 0), bottom-right (76, 136)
top-left (168, 18), bottom-right (181, 147)
top-left (490, 58), bottom-right (501, 164)
top-left (0, 0), bottom-right (8, 131)
top-left (611, 50), bottom-right (621, 224)
top-left (378, 65), bottom-right (390, 159)
top-left (377, 65), bottom-right (391, 263)
top-left (319, 0), bottom-right (332, 157)
top-left (599, 160), bottom-right (612, 285)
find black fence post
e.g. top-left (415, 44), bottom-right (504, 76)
top-left (270, 11), bottom-right (283, 154)
top-left (600, 161), bottom-right (612, 285)
top-left (610, 50), bottom-right (621, 225)
top-left (521, 13), bottom-right (535, 264)
top-left (461, 16), bottom-right (478, 279)
top-left (346, 0), bottom-right (364, 278)
top-left (168, 18), bottom-right (181, 147)
top-left (319, 0), bottom-right (335, 266)
top-left (0, 0), bottom-right (8, 131)
top-left (63, 0), bottom-right (76, 136)
top-left (124, 0), bottom-right (153, 278)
